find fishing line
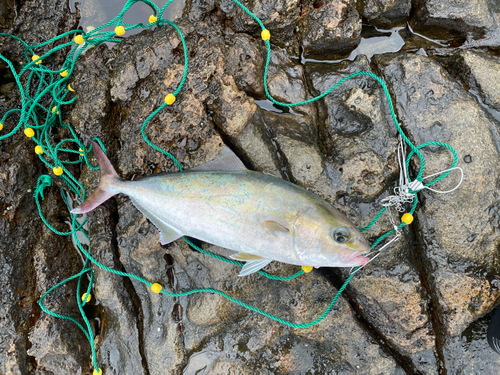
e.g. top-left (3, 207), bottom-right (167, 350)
top-left (0, 0), bottom-right (462, 372)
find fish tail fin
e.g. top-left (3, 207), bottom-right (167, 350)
top-left (71, 141), bottom-right (121, 214)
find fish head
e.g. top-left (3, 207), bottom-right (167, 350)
top-left (292, 205), bottom-right (370, 268)
top-left (328, 223), bottom-right (371, 267)
top-left (322, 222), bottom-right (370, 267)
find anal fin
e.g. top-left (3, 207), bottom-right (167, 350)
top-left (159, 228), bottom-right (183, 245)
top-left (238, 259), bottom-right (273, 277)
top-left (131, 199), bottom-right (182, 245)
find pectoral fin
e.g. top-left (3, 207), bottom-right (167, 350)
top-left (238, 259), bottom-right (273, 277)
top-left (230, 252), bottom-right (265, 261)
top-left (264, 220), bottom-right (290, 234)
top-left (131, 199), bottom-right (182, 245)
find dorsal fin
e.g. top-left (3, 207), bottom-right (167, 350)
top-left (190, 146), bottom-right (247, 171)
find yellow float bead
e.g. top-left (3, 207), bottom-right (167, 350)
top-left (0, 123), bottom-right (3, 131)
top-left (81, 293), bottom-right (91, 303)
top-left (164, 93), bottom-right (176, 105)
top-left (24, 127), bottom-right (35, 137)
top-left (151, 283), bottom-right (162, 294)
top-left (93, 368), bottom-right (102, 375)
top-left (68, 84), bottom-right (74, 92)
top-left (60, 70), bottom-right (69, 77)
top-left (115, 26), bottom-right (125, 36)
top-left (35, 145), bottom-right (43, 155)
top-left (51, 106), bottom-right (59, 114)
top-left (401, 213), bottom-right (414, 225)
top-left (74, 35), bottom-right (84, 44)
top-left (302, 265), bottom-right (313, 273)
top-left (53, 166), bottom-right (63, 176)
top-left (32, 55), bottom-right (42, 65)
top-left (261, 29), bottom-right (270, 41)
top-left (149, 15), bottom-right (157, 23)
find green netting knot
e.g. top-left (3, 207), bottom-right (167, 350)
top-left (34, 174), bottom-right (53, 200)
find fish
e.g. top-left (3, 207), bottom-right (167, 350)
top-left (71, 141), bottom-right (370, 276)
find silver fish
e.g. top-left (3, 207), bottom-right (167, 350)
top-left (72, 142), bottom-right (370, 276)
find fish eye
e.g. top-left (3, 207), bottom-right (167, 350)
top-left (331, 227), bottom-right (351, 244)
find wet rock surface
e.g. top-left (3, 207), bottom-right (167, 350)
top-left (359, 0), bottom-right (411, 28)
top-left (0, 0), bottom-right (83, 374)
top-left (451, 49), bottom-right (500, 111)
top-left (413, 0), bottom-right (496, 34)
top-left (220, 0), bottom-right (301, 55)
top-left (375, 52), bottom-right (500, 372)
top-left (411, 0), bottom-right (500, 49)
top-left (116, 207), bottom-right (407, 374)
top-left (2, 0), bottom-right (500, 374)
top-left (305, 56), bottom-right (438, 374)
top-left (298, 0), bottom-right (361, 59)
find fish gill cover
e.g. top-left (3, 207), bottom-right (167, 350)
top-left (0, 0), bottom-right (461, 373)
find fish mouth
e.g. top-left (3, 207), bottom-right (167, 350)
top-left (341, 250), bottom-right (370, 266)
top-left (349, 254), bottom-right (370, 266)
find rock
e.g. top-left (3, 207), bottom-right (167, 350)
top-left (227, 109), bottom-right (285, 178)
top-left (0, 0), bottom-right (83, 373)
top-left (298, 0), bottom-right (361, 59)
top-left (412, 0), bottom-right (495, 35)
top-left (103, 23), bottom-right (224, 176)
top-left (441, 312), bottom-right (500, 373)
top-left (306, 55), bottom-right (399, 200)
top-left (339, 235), bottom-right (439, 374)
top-left (375, 52), bottom-right (500, 371)
top-left (221, 0), bottom-right (301, 55)
top-left (0, 139), bottom-right (42, 375)
top-left (224, 33), bottom-right (266, 98)
top-left (210, 74), bottom-right (258, 137)
top-left (0, 154), bottom-right (92, 375)
top-left (225, 35), bottom-right (316, 116)
top-left (266, 48), bottom-right (316, 117)
top-left (454, 49), bottom-right (500, 111)
top-left (0, 0), bottom-right (16, 32)
top-left (31, 188), bottom-right (99, 374)
top-left (227, 107), bottom-right (324, 187)
top-left (80, 160), bottom-right (147, 375)
top-left (359, 0), bottom-right (411, 28)
top-left (6, 0), bottom-right (79, 60)
top-left (70, 44), bottom-right (112, 137)
top-left (26, 190), bottom-right (93, 375)
top-left (115, 220), bottom-right (407, 374)
top-left (303, 55), bottom-right (438, 373)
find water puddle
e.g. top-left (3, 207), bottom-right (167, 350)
top-left (250, 23), bottom-right (461, 114)
top-left (301, 25), bottom-right (406, 64)
top-left (70, 0), bottom-right (185, 42)
top-left (254, 99), bottom-right (301, 115)
top-left (405, 23), bottom-right (450, 48)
